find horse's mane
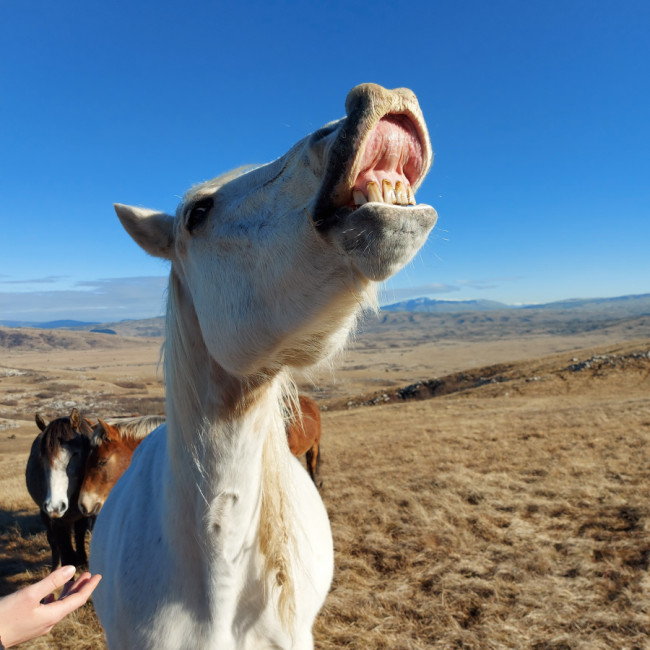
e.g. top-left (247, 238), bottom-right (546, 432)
top-left (107, 415), bottom-right (166, 441)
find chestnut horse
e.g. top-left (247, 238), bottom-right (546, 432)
top-left (78, 415), bottom-right (165, 517)
top-left (286, 395), bottom-right (321, 485)
top-left (25, 408), bottom-right (95, 569)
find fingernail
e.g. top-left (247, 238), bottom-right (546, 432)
top-left (61, 565), bottom-right (76, 579)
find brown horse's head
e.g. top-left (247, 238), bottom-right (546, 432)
top-left (78, 419), bottom-right (140, 517)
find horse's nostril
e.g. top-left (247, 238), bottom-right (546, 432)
top-left (49, 501), bottom-right (68, 517)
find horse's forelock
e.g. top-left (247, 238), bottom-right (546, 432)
top-left (90, 430), bottom-right (105, 448)
top-left (39, 417), bottom-right (78, 462)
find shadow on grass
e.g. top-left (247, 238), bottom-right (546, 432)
top-left (0, 506), bottom-right (49, 596)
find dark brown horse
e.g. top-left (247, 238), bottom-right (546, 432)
top-left (286, 395), bottom-right (322, 485)
top-left (78, 415), bottom-right (164, 517)
top-left (25, 408), bottom-right (95, 569)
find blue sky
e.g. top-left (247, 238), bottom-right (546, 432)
top-left (1, 0), bottom-right (649, 322)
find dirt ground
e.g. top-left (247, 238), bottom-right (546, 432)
top-left (1, 325), bottom-right (649, 648)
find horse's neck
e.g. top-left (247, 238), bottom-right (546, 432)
top-left (161, 301), bottom-right (285, 563)
top-left (121, 435), bottom-right (144, 452)
top-left (165, 381), bottom-right (280, 499)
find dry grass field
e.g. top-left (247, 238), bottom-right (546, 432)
top-left (1, 320), bottom-right (649, 648)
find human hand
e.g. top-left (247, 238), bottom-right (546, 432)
top-left (0, 565), bottom-right (102, 648)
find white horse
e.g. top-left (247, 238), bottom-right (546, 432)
top-left (90, 83), bottom-right (437, 649)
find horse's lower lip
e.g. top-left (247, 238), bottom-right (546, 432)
top-left (326, 202), bottom-right (438, 281)
top-left (328, 201), bottom-right (436, 227)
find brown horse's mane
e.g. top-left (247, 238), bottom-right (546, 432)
top-left (105, 415), bottom-right (165, 442)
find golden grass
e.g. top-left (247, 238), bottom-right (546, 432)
top-left (1, 339), bottom-right (649, 648)
top-left (314, 389), bottom-right (650, 648)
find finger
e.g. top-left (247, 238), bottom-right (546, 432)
top-left (28, 565), bottom-right (76, 601)
top-left (53, 574), bottom-right (102, 615)
top-left (45, 574), bottom-right (102, 619)
top-left (59, 572), bottom-right (90, 599)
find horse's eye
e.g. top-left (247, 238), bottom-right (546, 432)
top-left (97, 459), bottom-right (108, 468)
top-left (185, 197), bottom-right (214, 233)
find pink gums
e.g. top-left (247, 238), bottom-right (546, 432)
top-left (353, 115), bottom-right (424, 192)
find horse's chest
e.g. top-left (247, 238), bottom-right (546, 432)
top-left (146, 601), bottom-right (289, 649)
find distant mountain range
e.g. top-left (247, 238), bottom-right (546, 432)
top-left (2, 294), bottom-right (649, 336)
top-left (0, 319), bottom-right (102, 329)
top-left (382, 293), bottom-right (650, 317)
top-left (519, 293), bottom-right (650, 313)
top-left (382, 298), bottom-right (509, 313)
top-left (0, 317), bottom-right (165, 338)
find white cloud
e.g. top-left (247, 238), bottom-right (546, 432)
top-left (457, 277), bottom-right (523, 291)
top-left (0, 276), bottom-right (168, 323)
top-left (379, 276), bottom-right (525, 305)
top-left (0, 275), bottom-right (70, 285)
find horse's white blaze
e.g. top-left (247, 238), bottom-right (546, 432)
top-left (44, 448), bottom-right (72, 517)
top-left (91, 83), bottom-right (436, 649)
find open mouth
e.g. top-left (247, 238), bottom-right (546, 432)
top-left (312, 85), bottom-right (433, 232)
top-left (348, 114), bottom-right (424, 208)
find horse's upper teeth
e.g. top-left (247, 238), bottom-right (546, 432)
top-left (366, 181), bottom-right (383, 203)
top-left (352, 179), bottom-right (416, 206)
top-left (382, 179), bottom-right (396, 204)
top-left (395, 181), bottom-right (407, 204)
top-left (407, 184), bottom-right (416, 205)
top-left (352, 189), bottom-right (367, 205)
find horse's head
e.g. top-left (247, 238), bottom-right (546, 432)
top-left (36, 408), bottom-right (92, 518)
top-left (115, 83), bottom-right (437, 379)
top-left (78, 419), bottom-right (134, 517)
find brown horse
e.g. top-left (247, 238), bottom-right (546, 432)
top-left (78, 415), bottom-right (164, 517)
top-left (286, 395), bottom-right (322, 485)
top-left (25, 408), bottom-right (95, 569)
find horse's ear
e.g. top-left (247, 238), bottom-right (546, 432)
top-left (79, 418), bottom-right (94, 436)
top-left (35, 413), bottom-right (47, 431)
top-left (70, 408), bottom-right (81, 430)
top-left (114, 203), bottom-right (175, 260)
top-left (96, 419), bottom-right (115, 442)
top-left (94, 419), bottom-right (106, 441)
